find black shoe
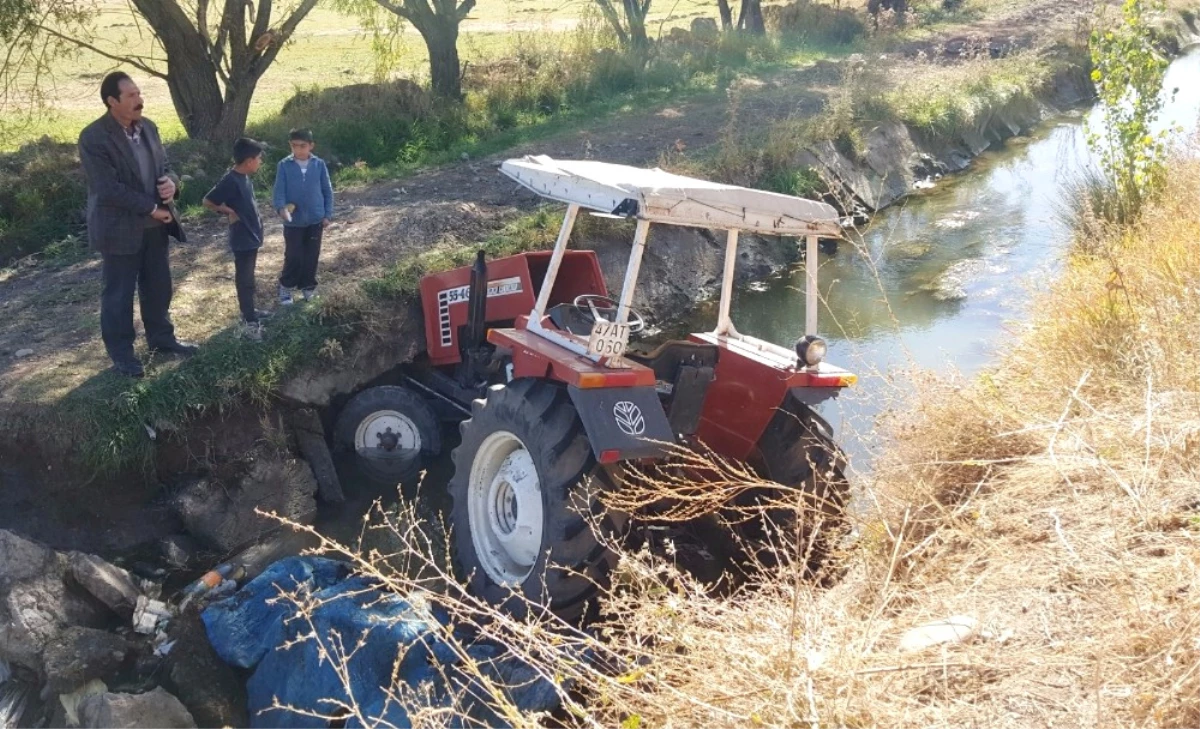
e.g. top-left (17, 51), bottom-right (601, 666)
top-left (112, 359), bottom-right (145, 379)
top-left (149, 340), bottom-right (199, 358)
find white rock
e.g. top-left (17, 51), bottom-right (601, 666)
top-left (68, 552), bottom-right (142, 618)
top-left (15, 348), bottom-right (33, 358)
top-left (78, 687), bottom-right (196, 728)
top-left (899, 615), bottom-right (979, 653)
top-left (60, 679), bottom-right (109, 727)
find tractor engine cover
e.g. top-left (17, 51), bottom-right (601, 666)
top-left (567, 385), bottom-right (674, 461)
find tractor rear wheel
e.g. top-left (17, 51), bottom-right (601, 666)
top-left (739, 395), bottom-right (850, 577)
top-left (448, 379), bottom-right (621, 622)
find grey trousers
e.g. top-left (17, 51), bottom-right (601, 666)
top-left (100, 226), bottom-right (175, 363)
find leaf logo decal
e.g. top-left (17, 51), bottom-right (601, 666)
top-left (613, 401), bottom-right (645, 437)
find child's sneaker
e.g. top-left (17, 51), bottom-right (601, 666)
top-left (279, 285), bottom-right (294, 306)
top-left (240, 320), bottom-right (263, 342)
top-left (301, 287), bottom-right (318, 302)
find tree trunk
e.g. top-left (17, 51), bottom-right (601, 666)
top-left (129, 0), bottom-right (319, 143)
top-left (738, 0), bottom-right (764, 34)
top-left (162, 61), bottom-right (225, 141)
top-left (418, 17), bottom-right (462, 100)
top-left (210, 76), bottom-right (259, 145)
top-left (717, 0), bottom-right (733, 30)
top-left (135, 0), bottom-right (225, 139)
top-left (624, 0), bottom-right (649, 51)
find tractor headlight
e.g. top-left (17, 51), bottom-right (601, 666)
top-left (795, 335), bottom-right (827, 367)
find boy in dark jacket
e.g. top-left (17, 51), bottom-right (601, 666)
top-left (272, 128), bottom-right (334, 304)
top-left (203, 137), bottom-right (269, 341)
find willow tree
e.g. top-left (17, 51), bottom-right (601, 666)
top-left (0, 0), bottom-right (320, 143)
top-left (337, 0), bottom-right (477, 100)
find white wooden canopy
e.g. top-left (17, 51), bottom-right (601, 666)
top-left (500, 155), bottom-right (842, 238)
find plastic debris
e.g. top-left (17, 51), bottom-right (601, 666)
top-left (0, 679), bottom-right (33, 729)
top-left (133, 596), bottom-right (172, 635)
top-left (203, 557), bottom-right (564, 728)
top-left (179, 562), bottom-right (245, 612)
top-left (153, 640), bottom-right (177, 658)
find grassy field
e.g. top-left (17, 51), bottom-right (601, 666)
top-left (1, 0), bottom-right (750, 147)
top-left (2, 0), bottom-right (874, 262)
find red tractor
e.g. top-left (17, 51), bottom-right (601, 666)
top-left (333, 156), bottom-right (856, 619)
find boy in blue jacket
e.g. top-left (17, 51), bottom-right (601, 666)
top-left (272, 128), bottom-right (334, 304)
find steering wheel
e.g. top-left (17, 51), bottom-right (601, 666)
top-left (572, 294), bottom-right (646, 333)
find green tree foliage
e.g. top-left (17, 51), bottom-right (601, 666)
top-left (1085, 0), bottom-right (1175, 222)
top-left (0, 0), bottom-right (319, 144)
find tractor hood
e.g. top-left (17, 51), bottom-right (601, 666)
top-left (500, 155), bottom-right (842, 238)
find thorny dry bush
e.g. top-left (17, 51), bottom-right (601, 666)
top-left (257, 147), bottom-right (1199, 728)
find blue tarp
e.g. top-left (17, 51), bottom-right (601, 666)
top-left (201, 557), bottom-right (560, 728)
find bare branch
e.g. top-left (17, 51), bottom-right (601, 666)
top-left (374, 0), bottom-right (415, 22)
top-left (593, 0), bottom-right (630, 46)
top-left (249, 0), bottom-right (272, 51)
top-left (256, 0), bottom-right (320, 71)
top-left (33, 24), bottom-right (162, 77)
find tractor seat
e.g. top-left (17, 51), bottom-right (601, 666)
top-left (625, 340), bottom-right (719, 382)
top-left (626, 340), bottom-right (719, 436)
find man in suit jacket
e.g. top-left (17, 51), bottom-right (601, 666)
top-left (78, 71), bottom-right (198, 378)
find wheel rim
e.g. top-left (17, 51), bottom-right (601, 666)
top-left (468, 430), bottom-right (544, 586)
top-left (354, 410), bottom-right (422, 455)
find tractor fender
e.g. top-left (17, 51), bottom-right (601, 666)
top-left (567, 385), bottom-right (675, 461)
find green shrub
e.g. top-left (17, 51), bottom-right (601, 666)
top-left (0, 138), bottom-right (87, 264)
top-left (765, 0), bottom-right (866, 45)
top-left (1086, 0), bottom-right (1174, 223)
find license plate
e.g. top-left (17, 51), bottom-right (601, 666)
top-left (587, 320), bottom-right (630, 362)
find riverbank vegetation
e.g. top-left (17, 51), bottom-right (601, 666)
top-left (290, 126), bottom-right (1200, 729)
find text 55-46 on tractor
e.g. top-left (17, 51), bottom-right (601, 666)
top-left (332, 155), bottom-right (856, 621)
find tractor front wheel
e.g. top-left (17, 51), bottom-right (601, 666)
top-left (334, 385), bottom-right (441, 483)
top-left (449, 379), bottom-right (620, 622)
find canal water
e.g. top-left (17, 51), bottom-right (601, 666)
top-left (717, 45), bottom-right (1200, 472)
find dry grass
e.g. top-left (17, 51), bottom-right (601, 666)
top-left (585, 144), bottom-right (1200, 726)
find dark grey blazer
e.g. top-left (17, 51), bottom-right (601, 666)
top-left (78, 113), bottom-right (186, 254)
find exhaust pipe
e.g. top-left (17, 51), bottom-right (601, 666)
top-left (464, 249), bottom-right (488, 353)
top-left (459, 250), bottom-right (489, 387)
